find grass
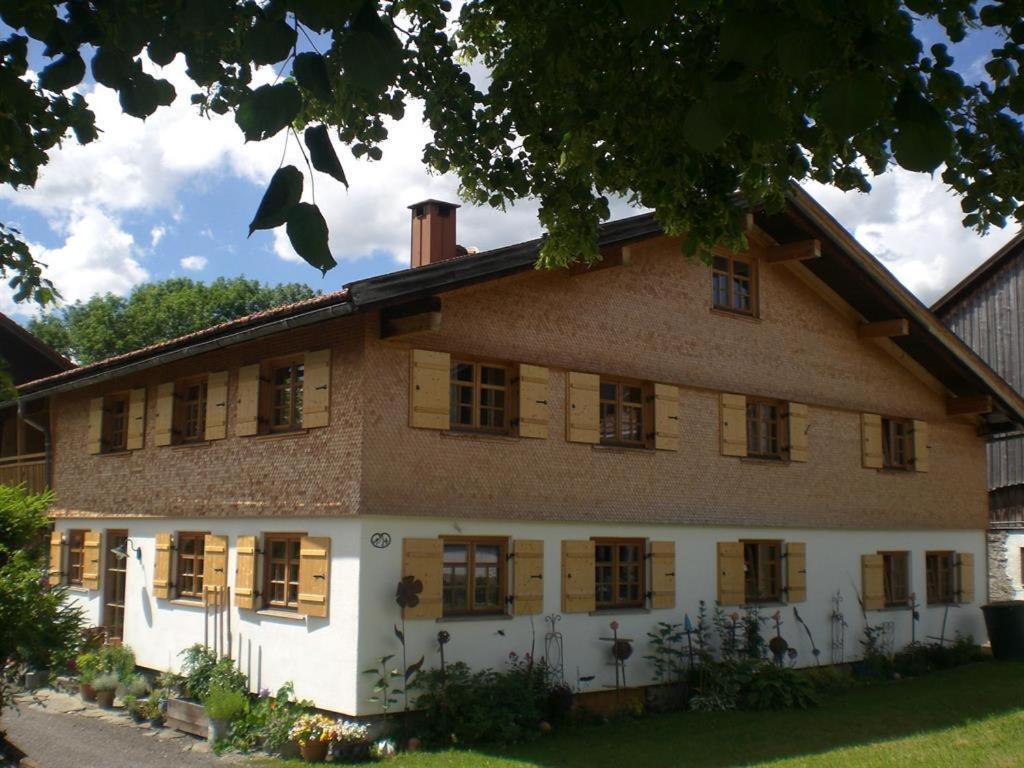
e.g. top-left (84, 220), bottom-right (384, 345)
top-left (250, 662), bottom-right (1024, 768)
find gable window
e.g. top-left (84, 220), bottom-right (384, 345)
top-left (712, 253), bottom-right (757, 316)
top-left (746, 400), bottom-right (781, 458)
top-left (442, 537), bottom-right (506, 615)
top-left (67, 529), bottom-right (86, 587)
top-left (599, 380), bottom-right (645, 446)
top-left (882, 417), bottom-right (913, 470)
top-left (881, 551), bottom-right (910, 607)
top-left (925, 551), bottom-right (955, 604)
top-left (178, 379), bottom-right (208, 443)
top-left (594, 538), bottom-right (645, 609)
top-left (270, 360), bottom-right (304, 432)
top-left (450, 361), bottom-right (508, 433)
top-left (176, 533), bottom-right (206, 600)
top-left (103, 393), bottom-right (129, 452)
top-left (743, 540), bottom-right (782, 603)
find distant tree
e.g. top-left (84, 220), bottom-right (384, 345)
top-left (28, 277), bottom-right (317, 364)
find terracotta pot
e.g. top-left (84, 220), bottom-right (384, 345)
top-left (299, 740), bottom-right (329, 763)
top-left (80, 683), bottom-right (97, 702)
top-left (95, 689), bottom-right (116, 709)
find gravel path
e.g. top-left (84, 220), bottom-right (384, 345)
top-left (1, 690), bottom-right (243, 768)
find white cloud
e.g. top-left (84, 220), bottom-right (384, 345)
top-left (179, 255), bottom-right (207, 271)
top-left (150, 225), bottom-right (166, 248)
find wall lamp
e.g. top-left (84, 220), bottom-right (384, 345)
top-left (110, 538), bottom-right (142, 562)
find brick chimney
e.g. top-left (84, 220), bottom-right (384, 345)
top-left (409, 199), bottom-right (461, 268)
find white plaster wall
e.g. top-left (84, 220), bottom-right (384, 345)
top-left (998, 531), bottom-right (1024, 599)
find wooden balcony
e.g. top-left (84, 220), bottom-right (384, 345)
top-left (0, 453), bottom-right (47, 493)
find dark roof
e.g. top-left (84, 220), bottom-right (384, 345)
top-left (0, 312), bottom-right (73, 384)
top-left (931, 231), bottom-right (1024, 317)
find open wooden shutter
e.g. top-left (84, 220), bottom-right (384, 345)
top-left (154, 382), bottom-right (176, 447)
top-left (561, 539), bottom-right (595, 613)
top-left (717, 541), bottom-right (745, 604)
top-left (234, 535), bottom-right (258, 610)
top-left (956, 552), bottom-right (974, 604)
top-left (409, 349), bottom-right (450, 430)
top-left (235, 364), bottom-right (261, 436)
top-left (861, 553), bottom-right (885, 610)
top-left (126, 387), bottom-right (146, 450)
top-left (861, 413), bottom-right (883, 469)
top-left (512, 539), bottom-right (544, 614)
top-left (82, 531), bottom-right (101, 590)
top-left (566, 372), bottom-right (600, 444)
top-left (786, 403), bottom-right (808, 462)
top-left (912, 420), bottom-right (929, 472)
top-left (297, 536), bottom-right (330, 618)
top-left (48, 530), bottom-right (64, 586)
top-left (517, 364), bottom-right (549, 439)
top-left (720, 393), bottom-right (747, 457)
top-left (402, 538), bottom-right (443, 619)
top-left (205, 371), bottom-right (228, 440)
top-left (153, 532), bottom-right (173, 599)
top-left (785, 542), bottom-right (807, 603)
top-left (203, 534), bottom-right (228, 603)
top-left (649, 540), bottom-right (676, 609)
top-left (88, 397), bottom-right (104, 454)
top-left (653, 384), bottom-right (680, 451)
top-left (302, 349), bottom-right (331, 429)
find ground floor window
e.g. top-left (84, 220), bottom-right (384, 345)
top-left (264, 534), bottom-right (302, 610)
top-left (881, 550), bottom-right (910, 607)
top-left (925, 551), bottom-right (955, 604)
top-left (743, 540), bottom-right (782, 603)
top-left (442, 537), bottom-right (506, 615)
top-left (176, 532), bottom-right (206, 600)
top-left (594, 538), bottom-right (645, 609)
top-left (67, 529), bottom-right (86, 587)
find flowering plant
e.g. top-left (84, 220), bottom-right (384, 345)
top-left (288, 713), bottom-right (336, 746)
top-left (369, 738), bottom-right (396, 759)
top-left (331, 718), bottom-right (370, 744)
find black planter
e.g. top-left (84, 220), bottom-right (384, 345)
top-left (982, 601), bottom-right (1024, 661)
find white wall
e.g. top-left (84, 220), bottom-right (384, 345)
top-left (996, 530), bottom-right (1024, 599)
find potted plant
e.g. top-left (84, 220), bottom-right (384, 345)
top-left (122, 674), bottom-right (151, 722)
top-left (203, 686), bottom-right (247, 745)
top-left (76, 651), bottom-right (100, 702)
top-left (142, 691), bottom-right (165, 727)
top-left (92, 672), bottom-right (119, 709)
top-left (288, 713), bottom-right (335, 763)
top-left (331, 719), bottom-right (371, 762)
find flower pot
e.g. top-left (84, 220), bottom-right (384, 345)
top-left (80, 683), bottom-right (97, 702)
top-left (149, 715), bottom-right (164, 728)
top-left (129, 707), bottom-right (147, 724)
top-left (24, 669), bottom-right (49, 690)
top-left (982, 601), bottom-right (1024, 661)
top-left (299, 740), bottom-right (329, 763)
top-left (95, 689), bottom-right (116, 709)
top-left (207, 718), bottom-right (230, 745)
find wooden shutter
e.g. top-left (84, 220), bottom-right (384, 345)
top-left (912, 420), bottom-right (929, 473)
top-left (126, 387), bottom-right (146, 450)
top-left (512, 539), bottom-right (544, 614)
top-left (153, 532), bottom-right (173, 600)
top-left (234, 535), bottom-right (258, 610)
top-left (409, 349), bottom-right (450, 430)
top-left (720, 393), bottom-right (747, 457)
top-left (517, 364), bottom-right (549, 439)
top-left (861, 413), bottom-right (883, 469)
top-left (235, 364), bottom-right (261, 436)
top-left (203, 534), bottom-right (228, 603)
top-left (154, 382), bottom-right (176, 447)
top-left (717, 541), bottom-right (745, 604)
top-left (786, 403), bottom-right (808, 462)
top-left (785, 542), bottom-right (807, 603)
top-left (861, 553), bottom-right (885, 610)
top-left (88, 397), bottom-right (104, 454)
top-left (48, 530), bottom-right (64, 586)
top-left (649, 540), bottom-right (676, 609)
top-left (402, 538), bottom-right (443, 619)
top-left (205, 371), bottom-right (228, 440)
top-left (561, 539), bottom-right (595, 613)
top-left (956, 552), bottom-right (974, 604)
top-left (566, 372), bottom-right (600, 444)
top-left (302, 349), bottom-right (331, 429)
top-left (653, 384), bottom-right (680, 451)
top-left (297, 536), bottom-right (330, 618)
top-left (82, 531), bottom-right (101, 590)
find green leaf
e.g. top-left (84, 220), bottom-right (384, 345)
top-left (235, 82), bottom-right (302, 142)
top-left (247, 16), bottom-right (296, 65)
top-left (289, 0), bottom-right (360, 32)
top-left (147, 35), bottom-right (177, 67)
top-left (338, 7), bottom-right (403, 95)
top-left (818, 74), bottom-right (887, 139)
top-left (304, 125), bottom-right (347, 186)
top-left (286, 202), bottom-right (336, 274)
top-left (682, 100), bottom-right (725, 153)
top-left (891, 88), bottom-right (953, 173)
top-left (248, 165), bottom-right (303, 235)
top-left (119, 73), bottom-right (175, 119)
top-left (38, 52), bottom-right (85, 92)
top-left (91, 47), bottom-right (130, 89)
top-left (292, 52), bottom-right (332, 102)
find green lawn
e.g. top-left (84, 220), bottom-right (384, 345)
top-left (254, 662), bottom-right (1024, 768)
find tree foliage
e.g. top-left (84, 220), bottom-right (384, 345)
top-left (2, 0), bottom-right (1024, 303)
top-left (28, 276), bottom-right (317, 364)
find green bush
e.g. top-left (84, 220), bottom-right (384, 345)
top-left (892, 636), bottom-right (984, 678)
top-left (98, 644), bottom-right (136, 682)
top-left (76, 651), bottom-right (101, 685)
top-left (92, 672), bottom-right (120, 692)
top-left (802, 665), bottom-right (855, 695)
top-left (692, 659), bottom-right (818, 712)
top-left (228, 682), bottom-right (312, 752)
top-left (179, 644), bottom-right (247, 701)
top-left (204, 686), bottom-right (248, 721)
top-left (126, 673), bottom-right (150, 697)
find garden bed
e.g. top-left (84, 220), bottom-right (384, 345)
top-left (164, 697), bottom-right (209, 739)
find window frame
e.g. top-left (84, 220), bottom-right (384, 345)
top-left (262, 532), bottom-right (304, 611)
top-left (175, 377), bottom-right (208, 444)
top-left (746, 398), bottom-right (782, 459)
top-left (448, 359), bottom-right (511, 435)
top-left (925, 550), bottom-right (956, 605)
top-left (67, 529), bottom-right (87, 587)
top-left (712, 252), bottom-right (758, 317)
top-left (742, 539), bottom-right (783, 603)
top-left (881, 417), bottom-right (914, 470)
top-left (266, 357), bottom-right (305, 433)
top-left (593, 537), bottom-right (646, 610)
top-left (440, 535), bottom-right (508, 617)
top-left (598, 378), bottom-right (647, 448)
top-left (880, 550), bottom-right (910, 607)
top-left (102, 392), bottom-right (130, 453)
top-left (175, 531), bottom-right (208, 601)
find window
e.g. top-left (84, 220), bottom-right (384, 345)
top-left (743, 540), bottom-right (782, 603)
top-left (263, 534), bottom-right (302, 610)
top-left (67, 529), bottom-right (86, 587)
top-left (882, 417), bottom-right (913, 470)
top-left (925, 551), bottom-right (955, 604)
top-left (103, 393), bottom-right (129, 452)
top-left (270, 361), bottom-right (304, 432)
top-left (599, 380), bottom-right (645, 446)
top-left (176, 533), bottom-right (206, 600)
top-left (746, 400), bottom-right (781, 458)
top-left (594, 538), bottom-right (645, 609)
top-left (881, 551), bottom-right (910, 607)
top-left (177, 379), bottom-right (207, 443)
top-left (712, 253), bottom-right (757, 315)
top-left (449, 361), bottom-right (508, 432)
top-left (442, 537), bottom-right (506, 615)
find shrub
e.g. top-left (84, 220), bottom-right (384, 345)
top-left (126, 673), bottom-right (150, 698)
top-left (692, 659), bottom-right (817, 712)
top-left (802, 665), bottom-right (854, 695)
top-left (92, 672), bottom-right (120, 692)
top-left (76, 651), bottom-right (100, 685)
top-left (892, 636), bottom-right (984, 678)
top-left (97, 644), bottom-right (136, 682)
top-left (179, 644), bottom-right (247, 701)
top-left (228, 682), bottom-right (312, 752)
top-left (204, 686), bottom-right (248, 721)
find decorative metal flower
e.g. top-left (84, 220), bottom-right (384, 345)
top-left (610, 620), bottom-right (620, 631)
top-left (395, 575), bottom-right (423, 609)
top-left (437, 630), bottom-right (450, 646)
top-left (611, 639), bottom-right (633, 661)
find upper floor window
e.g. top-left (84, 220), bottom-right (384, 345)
top-left (926, 551), bottom-right (955, 604)
top-left (594, 538), bottom-right (645, 609)
top-left (178, 380), bottom-right (208, 443)
top-left (743, 540), bottom-right (782, 603)
top-left (450, 361), bottom-right (508, 433)
top-left (270, 360), bottom-right (304, 432)
top-left (599, 380), bottom-right (645, 447)
top-left (881, 550), bottom-right (910, 607)
top-left (712, 253), bottom-right (757, 316)
top-left (746, 399), bottom-right (781, 459)
top-left (264, 533), bottom-right (302, 610)
top-left (442, 537), bottom-right (506, 615)
top-left (882, 417), bottom-right (913, 470)
top-left (103, 393), bottom-right (129, 452)
top-left (176, 532), bottom-right (206, 600)
top-left (67, 529), bottom-right (86, 587)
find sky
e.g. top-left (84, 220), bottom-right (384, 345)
top-left (0, 14), bottom-right (1019, 324)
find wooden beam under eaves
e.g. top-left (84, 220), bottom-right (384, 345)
top-left (760, 239), bottom-right (821, 264)
top-left (857, 319), bottom-right (910, 339)
top-left (568, 244), bottom-right (632, 276)
top-left (380, 297), bottom-right (442, 339)
top-left (946, 394), bottom-right (993, 417)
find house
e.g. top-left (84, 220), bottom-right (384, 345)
top-left (933, 232), bottom-right (1024, 600)
top-left (15, 187), bottom-right (1023, 716)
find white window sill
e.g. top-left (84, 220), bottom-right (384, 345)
top-left (436, 613), bottom-right (513, 623)
top-left (169, 598), bottom-right (205, 608)
top-left (257, 609), bottom-right (306, 622)
top-left (589, 607), bottom-right (650, 616)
